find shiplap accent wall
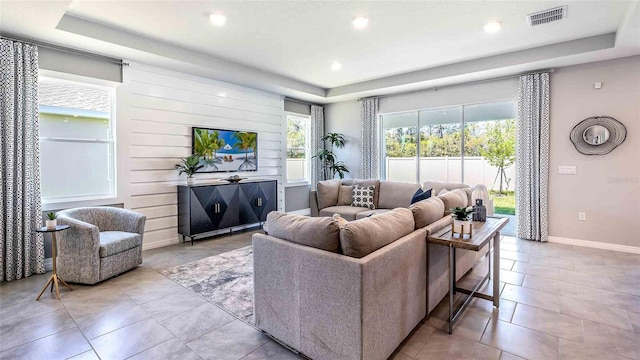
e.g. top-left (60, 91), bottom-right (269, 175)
top-left (119, 63), bottom-right (285, 249)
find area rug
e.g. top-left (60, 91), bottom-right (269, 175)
top-left (160, 246), bottom-right (254, 323)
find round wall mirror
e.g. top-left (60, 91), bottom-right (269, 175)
top-left (570, 116), bottom-right (626, 155)
top-left (582, 125), bottom-right (610, 145)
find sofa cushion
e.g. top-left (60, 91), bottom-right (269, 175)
top-left (463, 186), bottom-right (475, 207)
top-left (316, 179), bottom-right (342, 210)
top-left (438, 189), bottom-right (469, 215)
top-left (409, 197), bottom-right (445, 229)
top-left (336, 185), bottom-right (353, 206)
top-left (99, 231), bottom-right (142, 258)
top-left (332, 214), bottom-right (349, 228)
top-left (319, 206), bottom-right (370, 221)
top-left (342, 179), bottom-right (381, 208)
top-left (340, 208), bottom-right (415, 258)
top-left (377, 181), bottom-right (422, 209)
top-left (355, 209), bottom-right (391, 220)
top-left (264, 212), bottom-right (341, 253)
top-left (351, 185), bottom-right (375, 209)
top-left (423, 181), bottom-right (469, 195)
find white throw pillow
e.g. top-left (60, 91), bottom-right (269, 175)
top-left (438, 188), bottom-right (450, 196)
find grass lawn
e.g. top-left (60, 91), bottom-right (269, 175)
top-left (491, 190), bottom-right (515, 215)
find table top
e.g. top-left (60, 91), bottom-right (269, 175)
top-left (427, 217), bottom-right (509, 251)
top-left (35, 225), bottom-right (70, 233)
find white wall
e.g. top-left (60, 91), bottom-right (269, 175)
top-left (549, 56), bottom-right (640, 248)
top-left (117, 63), bottom-right (285, 249)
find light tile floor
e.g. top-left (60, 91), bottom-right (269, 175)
top-left (1, 231), bottom-right (638, 360)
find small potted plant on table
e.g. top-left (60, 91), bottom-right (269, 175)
top-left (451, 207), bottom-right (474, 237)
top-left (175, 155), bottom-right (204, 186)
top-left (46, 212), bottom-right (57, 229)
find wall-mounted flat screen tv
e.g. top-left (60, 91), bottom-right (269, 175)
top-left (192, 127), bottom-right (258, 173)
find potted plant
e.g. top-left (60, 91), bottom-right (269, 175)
top-left (46, 212), bottom-right (57, 229)
top-left (450, 207), bottom-right (474, 235)
top-left (175, 155), bottom-right (204, 185)
top-left (312, 132), bottom-right (350, 180)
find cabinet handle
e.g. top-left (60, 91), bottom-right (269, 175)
top-left (257, 198), bottom-right (262, 207)
top-left (217, 203), bottom-right (220, 213)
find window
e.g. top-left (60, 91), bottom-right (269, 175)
top-left (286, 115), bottom-right (310, 182)
top-left (38, 78), bottom-right (115, 203)
top-left (381, 100), bottom-right (516, 188)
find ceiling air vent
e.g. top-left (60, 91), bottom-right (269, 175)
top-left (528, 5), bottom-right (567, 27)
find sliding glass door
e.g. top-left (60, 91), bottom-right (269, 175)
top-left (380, 100), bottom-right (516, 220)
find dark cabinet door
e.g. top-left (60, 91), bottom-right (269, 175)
top-left (239, 181), bottom-right (277, 223)
top-left (190, 184), bottom-right (240, 234)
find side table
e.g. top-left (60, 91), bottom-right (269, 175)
top-left (35, 225), bottom-right (73, 300)
top-left (427, 217), bottom-right (508, 333)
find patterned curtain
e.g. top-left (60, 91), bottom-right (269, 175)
top-left (0, 39), bottom-right (45, 281)
top-left (310, 104), bottom-right (324, 188)
top-left (359, 97), bottom-right (380, 179)
top-left (516, 72), bottom-right (550, 242)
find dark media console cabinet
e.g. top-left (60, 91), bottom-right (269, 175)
top-left (177, 179), bottom-right (277, 244)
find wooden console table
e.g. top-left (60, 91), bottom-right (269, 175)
top-left (427, 217), bottom-right (508, 333)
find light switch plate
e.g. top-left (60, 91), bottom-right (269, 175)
top-left (558, 166), bottom-right (577, 175)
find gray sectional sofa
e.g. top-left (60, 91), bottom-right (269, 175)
top-left (253, 179), bottom-right (480, 360)
top-left (309, 178), bottom-right (473, 220)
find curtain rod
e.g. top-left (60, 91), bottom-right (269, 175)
top-left (0, 34), bottom-right (125, 66)
top-left (358, 68), bottom-right (554, 101)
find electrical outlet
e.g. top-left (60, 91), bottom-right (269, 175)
top-left (578, 212), bottom-right (586, 221)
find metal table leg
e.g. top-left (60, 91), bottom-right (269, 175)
top-left (448, 244), bottom-right (454, 334)
top-left (493, 232), bottom-right (500, 307)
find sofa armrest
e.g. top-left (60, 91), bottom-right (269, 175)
top-left (423, 216), bottom-right (453, 236)
top-left (309, 191), bottom-right (319, 217)
top-left (253, 233), bottom-right (362, 359)
top-left (56, 216), bottom-right (100, 257)
top-left (360, 229), bottom-right (427, 360)
top-left (253, 230), bottom-right (427, 360)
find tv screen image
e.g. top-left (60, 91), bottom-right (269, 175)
top-left (192, 127), bottom-right (258, 173)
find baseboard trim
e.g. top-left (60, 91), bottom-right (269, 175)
top-left (287, 208), bottom-right (311, 216)
top-left (142, 237), bottom-right (180, 251)
top-left (548, 236), bottom-right (640, 254)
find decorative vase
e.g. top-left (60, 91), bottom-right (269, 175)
top-left (472, 199), bottom-right (487, 222)
top-left (45, 219), bottom-right (57, 229)
top-left (472, 184), bottom-right (493, 216)
top-left (453, 219), bottom-right (472, 234)
top-left (186, 177), bottom-right (195, 186)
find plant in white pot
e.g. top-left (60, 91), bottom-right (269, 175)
top-left (450, 207), bottom-right (474, 236)
top-left (175, 155), bottom-right (204, 186)
top-left (46, 212), bottom-right (57, 229)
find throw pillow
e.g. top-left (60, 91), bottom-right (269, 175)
top-left (336, 185), bottom-right (354, 206)
top-left (332, 214), bottom-right (349, 228)
top-left (351, 185), bottom-right (375, 209)
top-left (438, 188), bottom-right (450, 196)
top-left (316, 179), bottom-right (342, 210)
top-left (410, 188), bottom-right (432, 204)
top-left (340, 208), bottom-right (415, 258)
top-left (264, 212), bottom-right (341, 253)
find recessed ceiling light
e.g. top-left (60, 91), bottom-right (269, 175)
top-left (209, 13), bottom-right (227, 26)
top-left (352, 16), bottom-right (369, 29)
top-left (484, 20), bottom-right (502, 33)
top-left (331, 61), bottom-right (342, 71)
